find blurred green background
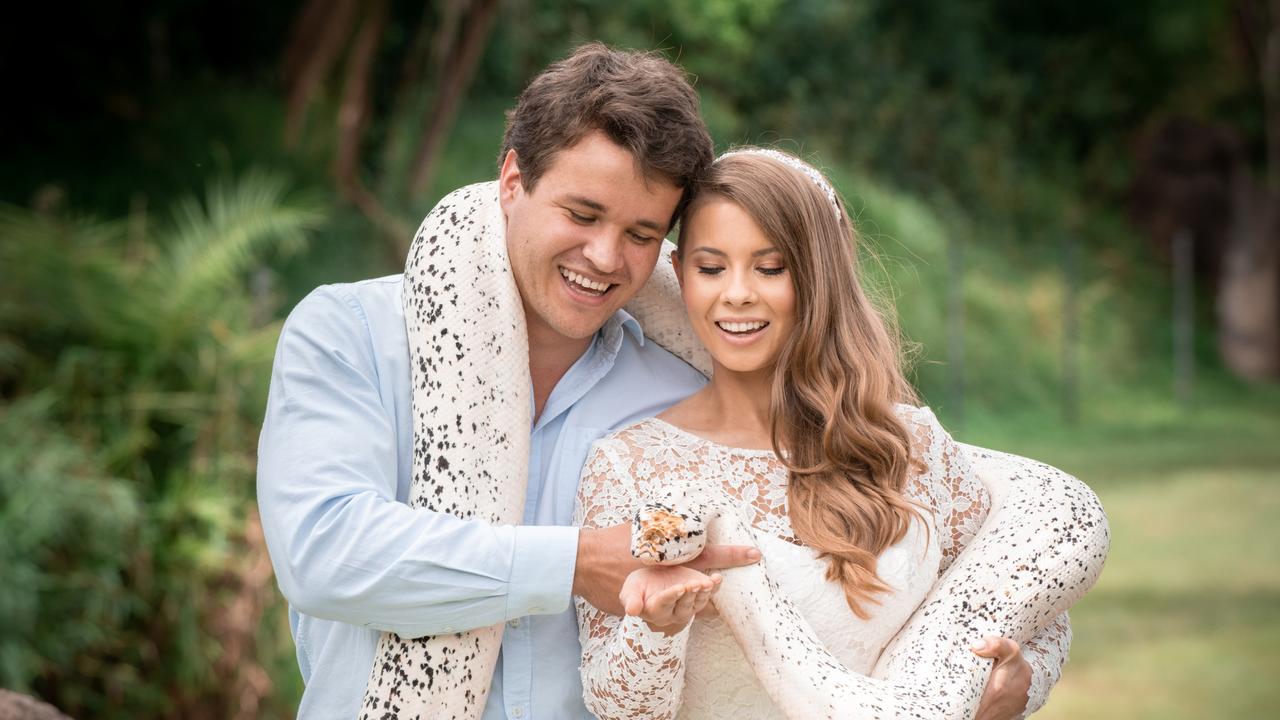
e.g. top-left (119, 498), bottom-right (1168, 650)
top-left (1, 1), bottom-right (1277, 718)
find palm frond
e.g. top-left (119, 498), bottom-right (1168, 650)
top-left (155, 170), bottom-right (326, 332)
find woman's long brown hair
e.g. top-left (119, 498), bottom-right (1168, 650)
top-left (679, 150), bottom-right (923, 618)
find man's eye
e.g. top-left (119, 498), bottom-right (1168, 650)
top-left (568, 210), bottom-right (595, 224)
top-left (759, 267), bottom-right (786, 276)
top-left (696, 266), bottom-right (724, 276)
top-left (629, 231), bottom-right (657, 244)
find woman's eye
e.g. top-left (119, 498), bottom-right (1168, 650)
top-left (696, 266), bottom-right (725, 276)
top-left (758, 266), bottom-right (786, 276)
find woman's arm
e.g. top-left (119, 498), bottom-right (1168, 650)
top-left (574, 439), bottom-right (697, 720)
top-left (915, 407), bottom-right (1075, 717)
top-left (1020, 612), bottom-right (1072, 716)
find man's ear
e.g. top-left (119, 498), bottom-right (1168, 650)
top-left (498, 149), bottom-right (523, 210)
top-left (670, 248), bottom-right (684, 291)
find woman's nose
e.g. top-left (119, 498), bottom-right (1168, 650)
top-left (723, 270), bottom-right (756, 305)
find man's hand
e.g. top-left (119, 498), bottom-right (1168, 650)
top-left (573, 521), bottom-right (760, 616)
top-left (972, 636), bottom-right (1032, 720)
top-left (621, 565), bottom-right (722, 635)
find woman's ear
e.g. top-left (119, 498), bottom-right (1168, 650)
top-left (670, 248), bottom-right (684, 290)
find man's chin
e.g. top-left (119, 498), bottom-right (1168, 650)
top-left (568, 306), bottom-right (625, 338)
top-left (529, 307), bottom-right (617, 343)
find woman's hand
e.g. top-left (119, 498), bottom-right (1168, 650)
top-left (972, 637), bottom-right (1032, 720)
top-left (620, 565), bottom-right (722, 636)
top-left (574, 522), bottom-right (757, 616)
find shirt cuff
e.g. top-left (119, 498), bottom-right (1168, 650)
top-left (506, 524), bottom-right (580, 618)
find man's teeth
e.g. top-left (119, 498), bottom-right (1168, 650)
top-left (561, 268), bottom-right (610, 293)
top-left (716, 321), bottom-right (768, 333)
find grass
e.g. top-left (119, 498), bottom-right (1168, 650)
top-left (957, 382), bottom-right (1280, 719)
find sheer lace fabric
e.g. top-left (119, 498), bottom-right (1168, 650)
top-left (575, 406), bottom-right (1067, 719)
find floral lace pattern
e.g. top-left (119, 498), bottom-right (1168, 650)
top-left (575, 406), bottom-right (1069, 719)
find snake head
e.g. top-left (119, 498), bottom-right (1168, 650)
top-left (631, 502), bottom-right (707, 565)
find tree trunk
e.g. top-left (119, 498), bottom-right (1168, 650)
top-left (282, 0), bottom-right (358, 146)
top-left (407, 0), bottom-right (501, 199)
top-left (1219, 0), bottom-right (1280, 380)
top-left (1217, 173), bottom-right (1280, 379)
top-left (332, 0), bottom-right (411, 257)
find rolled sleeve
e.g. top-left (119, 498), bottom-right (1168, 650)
top-left (506, 524), bottom-right (580, 618)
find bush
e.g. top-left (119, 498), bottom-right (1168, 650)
top-left (0, 172), bottom-right (322, 718)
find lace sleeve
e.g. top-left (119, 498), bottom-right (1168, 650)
top-left (574, 437), bottom-right (691, 720)
top-left (907, 407), bottom-right (991, 572)
top-left (1020, 612), bottom-right (1072, 717)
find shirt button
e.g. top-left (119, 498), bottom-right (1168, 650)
top-left (512, 706), bottom-right (524, 718)
top-left (508, 618), bottom-right (520, 628)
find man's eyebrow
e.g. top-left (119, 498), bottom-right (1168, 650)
top-left (564, 194), bottom-right (606, 212)
top-left (564, 194), bottom-right (666, 233)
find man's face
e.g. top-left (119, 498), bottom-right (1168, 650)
top-left (499, 130), bottom-right (683, 347)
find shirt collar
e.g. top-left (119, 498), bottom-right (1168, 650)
top-left (530, 308), bottom-right (644, 431)
top-left (601, 308), bottom-right (645, 351)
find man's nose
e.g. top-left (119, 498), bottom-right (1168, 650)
top-left (582, 230), bottom-right (624, 275)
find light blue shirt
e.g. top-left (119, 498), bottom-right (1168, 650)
top-left (256, 275), bottom-right (706, 719)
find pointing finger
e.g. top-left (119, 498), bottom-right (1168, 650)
top-left (686, 544), bottom-right (761, 571)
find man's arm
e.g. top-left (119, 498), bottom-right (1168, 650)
top-left (256, 287), bottom-right (577, 638)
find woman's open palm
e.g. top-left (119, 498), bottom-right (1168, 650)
top-left (620, 565), bottom-right (723, 636)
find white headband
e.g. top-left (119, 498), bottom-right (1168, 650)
top-left (716, 148), bottom-right (841, 220)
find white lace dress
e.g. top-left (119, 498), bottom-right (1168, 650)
top-left (574, 407), bottom-right (1070, 719)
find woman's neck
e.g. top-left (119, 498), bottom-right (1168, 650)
top-left (663, 364), bottom-right (776, 449)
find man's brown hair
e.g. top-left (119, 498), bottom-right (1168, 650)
top-left (500, 42), bottom-right (714, 227)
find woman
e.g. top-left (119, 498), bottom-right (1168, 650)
top-left (574, 148), bottom-right (1078, 719)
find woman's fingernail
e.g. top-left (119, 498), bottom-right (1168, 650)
top-left (748, 549), bottom-right (762, 561)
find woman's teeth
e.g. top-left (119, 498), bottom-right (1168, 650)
top-left (561, 268), bottom-right (610, 294)
top-left (716, 320), bottom-right (768, 334)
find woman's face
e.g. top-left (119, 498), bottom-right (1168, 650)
top-left (675, 198), bottom-right (796, 376)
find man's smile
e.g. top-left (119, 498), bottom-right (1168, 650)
top-left (560, 266), bottom-right (616, 297)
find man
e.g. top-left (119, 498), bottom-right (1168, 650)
top-left (258, 43), bottom-right (1043, 719)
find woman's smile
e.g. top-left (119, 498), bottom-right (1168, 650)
top-left (714, 319), bottom-right (771, 344)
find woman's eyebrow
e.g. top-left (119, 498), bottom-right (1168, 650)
top-left (689, 246), bottom-right (780, 257)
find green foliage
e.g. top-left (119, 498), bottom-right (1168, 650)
top-left (0, 173), bottom-right (323, 717)
top-left (0, 395), bottom-right (140, 696)
top-left (834, 170), bottom-right (1156, 418)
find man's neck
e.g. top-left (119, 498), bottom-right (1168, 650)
top-left (526, 322), bottom-right (595, 422)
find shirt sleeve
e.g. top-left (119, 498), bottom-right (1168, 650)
top-left (575, 438), bottom-right (691, 720)
top-left (256, 286), bottom-right (578, 638)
